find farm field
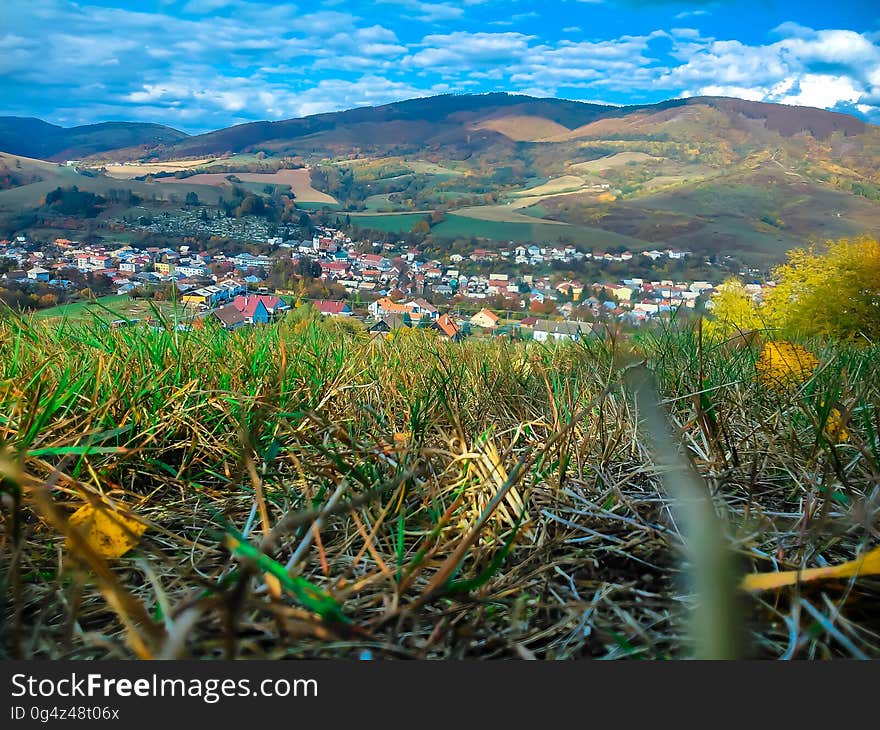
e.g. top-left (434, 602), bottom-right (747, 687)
top-left (451, 204), bottom-right (568, 224)
top-left (431, 213), bottom-right (647, 246)
top-left (570, 152), bottom-right (666, 173)
top-left (158, 168), bottom-right (338, 203)
top-left (1, 316), bottom-right (878, 659)
top-left (100, 158), bottom-right (217, 179)
top-left (510, 175), bottom-right (588, 198)
top-left (341, 207), bottom-right (650, 247)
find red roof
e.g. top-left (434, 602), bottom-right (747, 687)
top-left (321, 261), bottom-right (349, 271)
top-left (314, 300), bottom-right (349, 315)
top-left (232, 294), bottom-right (281, 316)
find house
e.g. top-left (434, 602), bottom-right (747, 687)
top-left (368, 297), bottom-right (409, 319)
top-left (212, 304), bottom-right (249, 330)
top-left (433, 313), bottom-right (462, 341)
top-left (230, 296), bottom-right (270, 325)
top-left (314, 300), bottom-right (352, 317)
top-left (368, 313), bottom-right (411, 333)
top-left (27, 266), bottom-right (50, 282)
top-left (555, 280), bottom-right (584, 301)
top-left (406, 298), bottom-right (439, 321)
top-left (470, 308), bottom-right (499, 329)
top-left (231, 294), bottom-right (287, 323)
top-left (533, 319), bottom-right (597, 342)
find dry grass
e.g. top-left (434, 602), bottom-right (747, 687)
top-left (1, 313), bottom-right (878, 660)
top-left (158, 169), bottom-right (338, 204)
top-left (472, 115), bottom-right (571, 142)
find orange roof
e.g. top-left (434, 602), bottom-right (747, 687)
top-left (435, 314), bottom-right (460, 339)
top-left (376, 297), bottom-right (409, 314)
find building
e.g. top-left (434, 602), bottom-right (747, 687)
top-left (470, 308), bottom-right (499, 329)
top-left (314, 300), bottom-right (352, 317)
top-left (433, 313), bottom-right (462, 341)
top-left (533, 319), bottom-right (597, 342)
top-left (231, 294), bottom-right (287, 323)
top-left (212, 304), bottom-right (249, 330)
top-left (27, 266), bottom-right (50, 282)
top-left (229, 295), bottom-right (270, 325)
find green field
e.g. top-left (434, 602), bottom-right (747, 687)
top-left (295, 201), bottom-right (341, 211)
top-left (434, 213), bottom-right (650, 247)
top-left (36, 294), bottom-right (190, 322)
top-left (345, 212), bottom-right (426, 232)
top-left (342, 209), bottom-right (652, 247)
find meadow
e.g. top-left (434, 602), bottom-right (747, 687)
top-left (1, 311), bottom-right (878, 660)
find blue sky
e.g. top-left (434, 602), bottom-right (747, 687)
top-left (1, 0), bottom-right (878, 132)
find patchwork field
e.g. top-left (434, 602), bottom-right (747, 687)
top-left (0, 163), bottom-right (224, 212)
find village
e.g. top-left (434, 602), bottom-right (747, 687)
top-left (0, 223), bottom-right (772, 340)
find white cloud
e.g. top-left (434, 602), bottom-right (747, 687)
top-left (1, 1), bottom-right (878, 130)
top-left (675, 9), bottom-right (709, 20)
top-left (657, 25), bottom-right (880, 119)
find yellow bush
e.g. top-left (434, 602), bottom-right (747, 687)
top-left (755, 341), bottom-right (818, 389)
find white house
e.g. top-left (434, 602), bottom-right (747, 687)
top-left (533, 319), bottom-right (596, 342)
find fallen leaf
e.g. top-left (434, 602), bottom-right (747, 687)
top-left (741, 546), bottom-right (880, 592)
top-left (66, 502), bottom-right (148, 559)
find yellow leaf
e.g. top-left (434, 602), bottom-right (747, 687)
top-left (823, 405), bottom-right (849, 443)
top-left (66, 502), bottom-right (148, 559)
top-left (741, 546), bottom-right (880, 592)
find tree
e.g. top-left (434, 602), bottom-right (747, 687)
top-left (763, 236), bottom-right (880, 340)
top-left (704, 279), bottom-right (764, 340)
top-left (185, 191), bottom-right (200, 206)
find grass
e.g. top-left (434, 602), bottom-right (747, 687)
top-left (0, 313), bottom-right (878, 660)
top-left (343, 209), bottom-right (649, 247)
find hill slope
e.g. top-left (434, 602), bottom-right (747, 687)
top-left (0, 117), bottom-right (189, 161)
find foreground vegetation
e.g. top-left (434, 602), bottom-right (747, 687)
top-left (0, 305), bottom-right (877, 660)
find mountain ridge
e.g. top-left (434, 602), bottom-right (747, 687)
top-left (1, 93), bottom-right (871, 163)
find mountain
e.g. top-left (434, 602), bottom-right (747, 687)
top-left (1, 94), bottom-right (877, 260)
top-left (126, 93), bottom-right (867, 161)
top-left (0, 117), bottom-right (189, 162)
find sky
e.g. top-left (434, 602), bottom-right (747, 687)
top-left (0, 0), bottom-right (878, 133)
